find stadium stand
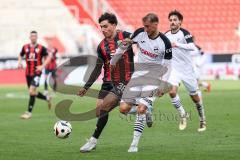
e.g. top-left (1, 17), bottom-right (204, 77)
top-left (107, 0), bottom-right (240, 54)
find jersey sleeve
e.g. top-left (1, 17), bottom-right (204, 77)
top-left (96, 45), bottom-right (104, 60)
top-left (41, 46), bottom-right (48, 57)
top-left (159, 33), bottom-right (172, 60)
top-left (123, 31), bottom-right (132, 39)
top-left (20, 46), bottom-right (25, 57)
top-left (130, 27), bottom-right (144, 43)
top-left (181, 28), bottom-right (194, 43)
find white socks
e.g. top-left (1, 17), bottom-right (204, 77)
top-left (171, 94), bottom-right (186, 117)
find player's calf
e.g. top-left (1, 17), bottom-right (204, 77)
top-left (137, 103), bottom-right (153, 128)
top-left (190, 93), bottom-right (206, 132)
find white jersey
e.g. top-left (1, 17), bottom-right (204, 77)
top-left (131, 28), bottom-right (172, 65)
top-left (165, 28), bottom-right (194, 72)
top-left (120, 28), bottom-right (172, 109)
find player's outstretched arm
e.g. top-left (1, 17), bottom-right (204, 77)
top-left (172, 42), bottom-right (198, 52)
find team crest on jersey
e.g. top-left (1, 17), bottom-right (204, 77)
top-left (25, 48), bottom-right (29, 52)
top-left (153, 46), bottom-right (159, 53)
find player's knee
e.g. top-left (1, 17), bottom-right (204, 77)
top-left (169, 86), bottom-right (177, 98)
top-left (119, 103), bottom-right (131, 114)
top-left (96, 107), bottom-right (100, 117)
top-left (137, 104), bottom-right (147, 114)
top-left (169, 91), bottom-right (176, 98)
top-left (29, 90), bottom-right (36, 96)
top-left (190, 94), bottom-right (200, 103)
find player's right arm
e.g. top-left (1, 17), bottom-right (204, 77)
top-left (110, 38), bottom-right (132, 66)
top-left (78, 46), bottom-right (103, 97)
top-left (18, 46), bottom-right (25, 69)
top-left (172, 29), bottom-right (198, 52)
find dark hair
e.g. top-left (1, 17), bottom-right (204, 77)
top-left (98, 12), bottom-right (118, 25)
top-left (142, 13), bottom-right (159, 23)
top-left (30, 30), bottom-right (37, 34)
top-left (168, 10), bottom-right (183, 21)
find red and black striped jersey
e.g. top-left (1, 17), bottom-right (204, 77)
top-left (45, 47), bottom-right (57, 70)
top-left (98, 31), bottom-right (134, 84)
top-left (20, 43), bottom-right (48, 76)
top-left (84, 31), bottom-right (134, 90)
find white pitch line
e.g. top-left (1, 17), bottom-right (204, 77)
top-left (3, 92), bottom-right (28, 99)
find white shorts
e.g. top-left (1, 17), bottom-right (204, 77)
top-left (121, 81), bottom-right (157, 111)
top-left (168, 67), bottom-right (199, 95)
top-left (121, 66), bottom-right (169, 110)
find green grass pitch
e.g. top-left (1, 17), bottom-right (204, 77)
top-left (0, 80), bottom-right (239, 160)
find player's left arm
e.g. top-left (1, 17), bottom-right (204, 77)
top-left (36, 46), bottom-right (52, 71)
top-left (18, 46), bottom-right (25, 69)
top-left (173, 42), bottom-right (198, 51)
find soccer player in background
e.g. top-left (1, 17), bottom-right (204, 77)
top-left (111, 13), bottom-right (172, 152)
top-left (18, 31), bottom-right (52, 119)
top-left (44, 37), bottom-right (58, 95)
top-left (77, 13), bottom-right (135, 152)
top-left (165, 10), bottom-right (206, 132)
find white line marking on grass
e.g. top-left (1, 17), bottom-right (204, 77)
top-left (4, 92), bottom-right (28, 99)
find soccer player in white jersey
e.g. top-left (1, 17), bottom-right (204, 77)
top-left (165, 10), bottom-right (206, 132)
top-left (111, 13), bottom-right (172, 152)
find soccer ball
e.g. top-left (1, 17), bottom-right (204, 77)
top-left (54, 120), bottom-right (72, 139)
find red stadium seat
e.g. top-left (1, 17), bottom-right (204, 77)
top-left (107, 0), bottom-right (240, 53)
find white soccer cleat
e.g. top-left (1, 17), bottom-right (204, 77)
top-left (179, 113), bottom-right (188, 130)
top-left (20, 111), bottom-right (32, 119)
top-left (80, 137), bottom-right (97, 153)
top-left (128, 145), bottom-right (138, 153)
top-left (198, 121), bottom-right (206, 132)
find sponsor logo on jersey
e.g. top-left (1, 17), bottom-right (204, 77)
top-left (140, 47), bottom-right (158, 58)
top-left (153, 47), bottom-right (159, 53)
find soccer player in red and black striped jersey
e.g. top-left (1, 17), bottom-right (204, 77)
top-left (18, 31), bottom-right (52, 119)
top-left (77, 13), bottom-right (134, 152)
top-left (44, 38), bottom-right (58, 94)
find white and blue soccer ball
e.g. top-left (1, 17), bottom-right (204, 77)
top-left (54, 120), bottom-right (72, 139)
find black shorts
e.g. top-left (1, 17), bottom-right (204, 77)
top-left (45, 69), bottom-right (56, 77)
top-left (98, 82), bottom-right (126, 100)
top-left (26, 75), bottom-right (40, 88)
